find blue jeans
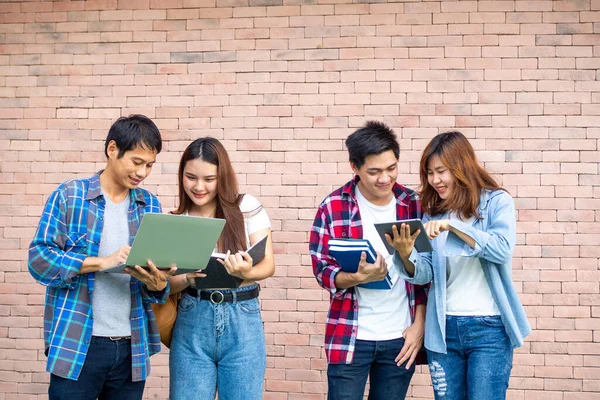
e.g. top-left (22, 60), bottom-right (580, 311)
top-left (48, 337), bottom-right (144, 400)
top-left (169, 284), bottom-right (266, 400)
top-left (327, 337), bottom-right (415, 400)
top-left (426, 316), bottom-right (514, 400)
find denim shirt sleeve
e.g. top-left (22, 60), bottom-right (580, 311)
top-left (445, 191), bottom-right (516, 265)
top-left (392, 213), bottom-right (434, 286)
top-left (393, 249), bottom-right (434, 286)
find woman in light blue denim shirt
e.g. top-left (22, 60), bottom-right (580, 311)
top-left (388, 131), bottom-right (531, 400)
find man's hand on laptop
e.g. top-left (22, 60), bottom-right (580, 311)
top-left (100, 245), bottom-right (131, 271)
top-left (125, 260), bottom-right (177, 291)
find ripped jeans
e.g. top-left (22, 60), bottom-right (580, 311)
top-left (426, 316), bottom-right (513, 400)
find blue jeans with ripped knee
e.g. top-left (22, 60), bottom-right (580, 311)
top-left (426, 315), bottom-right (513, 400)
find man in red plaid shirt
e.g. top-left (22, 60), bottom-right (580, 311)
top-left (310, 121), bottom-right (429, 399)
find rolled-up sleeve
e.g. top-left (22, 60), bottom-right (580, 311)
top-left (309, 206), bottom-right (347, 299)
top-left (444, 192), bottom-right (516, 265)
top-left (393, 247), bottom-right (434, 287)
top-left (141, 281), bottom-right (170, 304)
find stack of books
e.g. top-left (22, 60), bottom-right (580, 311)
top-left (328, 238), bottom-right (394, 290)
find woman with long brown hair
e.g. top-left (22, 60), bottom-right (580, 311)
top-left (167, 137), bottom-right (274, 400)
top-left (386, 131), bottom-right (530, 400)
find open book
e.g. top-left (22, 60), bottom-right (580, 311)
top-left (328, 238), bottom-right (395, 290)
top-left (194, 235), bottom-right (269, 289)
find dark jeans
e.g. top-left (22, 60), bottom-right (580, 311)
top-left (327, 337), bottom-right (415, 400)
top-left (426, 316), bottom-right (514, 400)
top-left (49, 336), bottom-right (145, 400)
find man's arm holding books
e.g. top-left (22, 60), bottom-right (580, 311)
top-left (334, 251), bottom-right (388, 289)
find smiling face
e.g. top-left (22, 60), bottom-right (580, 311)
top-left (351, 149), bottom-right (398, 206)
top-left (105, 141), bottom-right (157, 190)
top-left (426, 155), bottom-right (455, 200)
top-left (182, 158), bottom-right (219, 214)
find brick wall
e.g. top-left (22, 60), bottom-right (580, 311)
top-left (1, 0), bottom-right (599, 398)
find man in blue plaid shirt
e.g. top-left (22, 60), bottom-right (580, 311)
top-left (28, 115), bottom-right (175, 400)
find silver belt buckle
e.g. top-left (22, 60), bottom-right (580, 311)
top-left (209, 291), bottom-right (224, 304)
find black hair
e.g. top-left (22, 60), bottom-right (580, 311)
top-left (104, 114), bottom-right (162, 158)
top-left (345, 120), bottom-right (400, 169)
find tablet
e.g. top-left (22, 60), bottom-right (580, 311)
top-left (104, 213), bottom-right (225, 274)
top-left (374, 218), bottom-right (433, 254)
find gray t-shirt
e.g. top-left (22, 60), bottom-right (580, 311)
top-left (92, 195), bottom-right (132, 337)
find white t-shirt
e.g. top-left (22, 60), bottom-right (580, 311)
top-left (444, 213), bottom-right (500, 316)
top-left (93, 195), bottom-right (131, 337)
top-left (185, 194), bottom-right (270, 248)
top-left (354, 186), bottom-right (411, 341)
top-left (240, 194), bottom-right (271, 246)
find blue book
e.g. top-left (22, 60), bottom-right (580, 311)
top-left (328, 238), bottom-right (393, 290)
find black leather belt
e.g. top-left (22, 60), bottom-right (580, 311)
top-left (108, 336), bottom-right (131, 341)
top-left (93, 336), bottom-right (131, 341)
top-left (186, 285), bottom-right (260, 304)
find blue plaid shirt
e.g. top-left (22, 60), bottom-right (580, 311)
top-left (28, 172), bottom-right (169, 382)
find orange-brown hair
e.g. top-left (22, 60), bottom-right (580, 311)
top-left (172, 137), bottom-right (247, 253)
top-left (419, 131), bottom-right (504, 219)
